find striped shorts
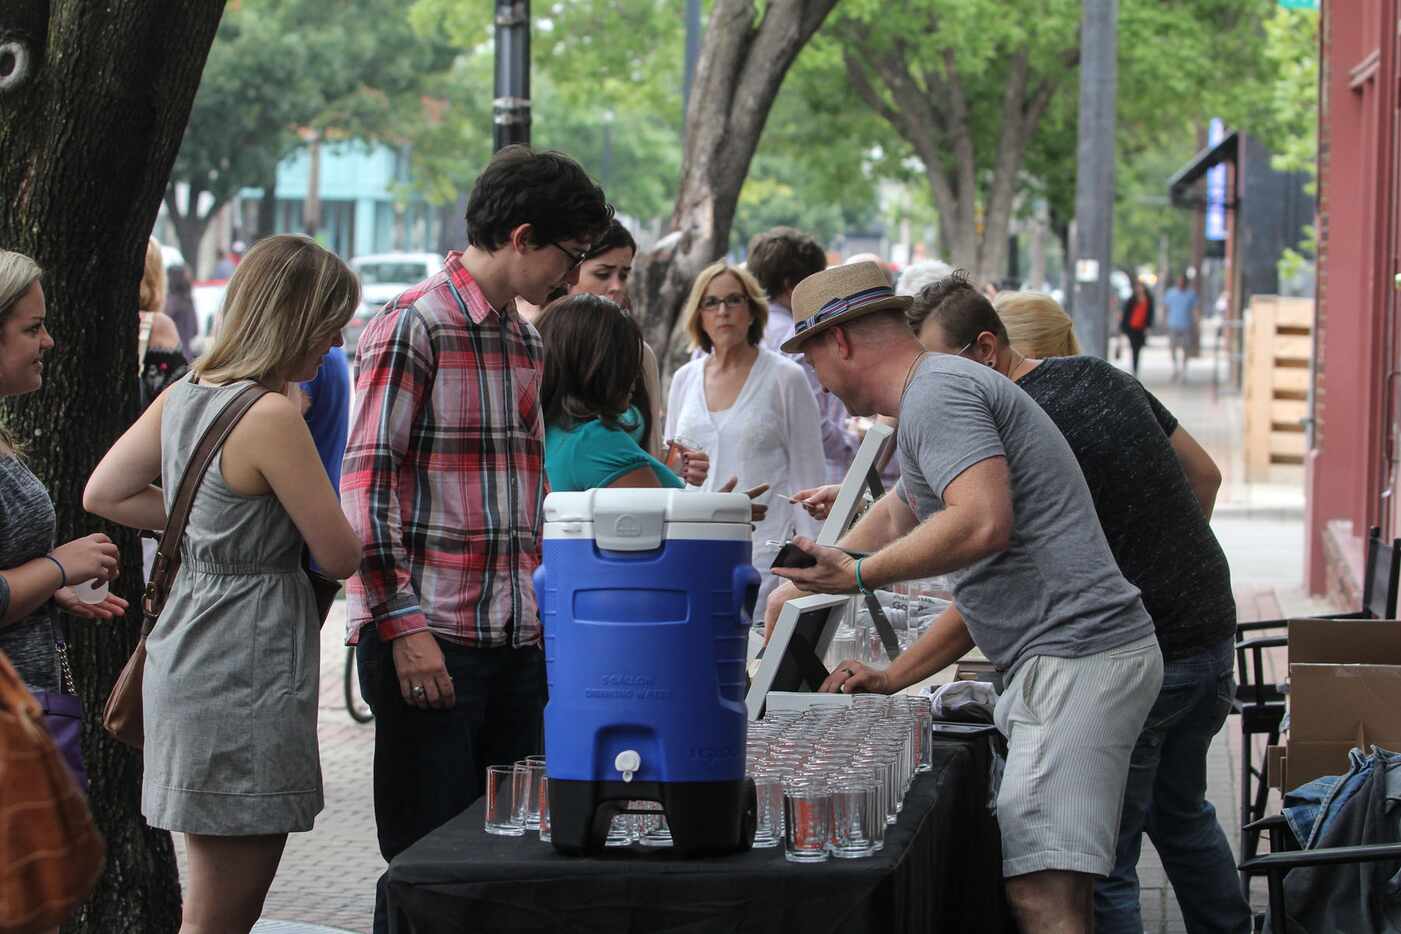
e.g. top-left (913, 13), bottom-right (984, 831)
top-left (992, 634), bottom-right (1164, 878)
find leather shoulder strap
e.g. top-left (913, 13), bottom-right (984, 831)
top-left (142, 383), bottom-right (272, 619)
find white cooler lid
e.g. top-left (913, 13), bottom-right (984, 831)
top-left (543, 489), bottom-right (752, 551)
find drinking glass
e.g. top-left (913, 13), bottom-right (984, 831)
top-left (783, 785), bottom-right (832, 863)
top-left (752, 773), bottom-right (784, 848)
top-left (538, 775), bottom-right (552, 843)
top-left (484, 765), bottom-right (524, 836)
top-left (604, 811), bottom-right (633, 847)
top-left (74, 577), bottom-right (109, 605)
top-left (828, 780), bottom-right (878, 859)
top-left (513, 759), bottom-right (546, 830)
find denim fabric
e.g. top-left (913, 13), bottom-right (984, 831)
top-left (357, 626), bottom-right (547, 934)
top-left (1284, 746), bottom-right (1401, 848)
top-left (1094, 637), bottom-right (1252, 934)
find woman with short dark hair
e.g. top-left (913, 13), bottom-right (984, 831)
top-left (538, 293), bottom-right (680, 491)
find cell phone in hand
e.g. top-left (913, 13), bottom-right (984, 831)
top-left (769, 540), bottom-right (870, 571)
top-left (770, 541), bottom-right (818, 570)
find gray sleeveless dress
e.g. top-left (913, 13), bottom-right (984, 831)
top-left (142, 376), bottom-right (323, 835)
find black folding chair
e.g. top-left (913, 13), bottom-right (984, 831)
top-left (1241, 841), bottom-right (1401, 933)
top-left (1233, 525), bottom-right (1400, 896)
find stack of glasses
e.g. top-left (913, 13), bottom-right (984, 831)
top-left (482, 755), bottom-right (672, 846)
top-left (746, 695), bottom-right (934, 863)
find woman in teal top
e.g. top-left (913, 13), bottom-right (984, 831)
top-left (538, 294), bottom-right (684, 491)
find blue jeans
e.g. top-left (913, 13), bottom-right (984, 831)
top-left (1094, 637), bottom-right (1252, 934)
top-left (357, 626), bottom-right (547, 934)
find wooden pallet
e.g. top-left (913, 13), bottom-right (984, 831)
top-left (1243, 296), bottom-right (1313, 482)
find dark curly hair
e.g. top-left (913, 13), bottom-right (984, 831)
top-left (537, 293), bottom-right (652, 445)
top-left (746, 227), bottom-right (827, 299)
top-left (906, 270), bottom-right (1008, 347)
top-left (466, 146), bottom-right (614, 252)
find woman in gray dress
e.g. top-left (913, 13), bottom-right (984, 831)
top-left (0, 250), bottom-right (126, 698)
top-left (85, 235), bottom-right (363, 934)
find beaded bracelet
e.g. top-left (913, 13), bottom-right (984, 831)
top-left (41, 553), bottom-right (67, 589)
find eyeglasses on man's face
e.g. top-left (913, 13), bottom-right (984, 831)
top-left (700, 293), bottom-right (748, 311)
top-left (550, 242), bottom-right (589, 270)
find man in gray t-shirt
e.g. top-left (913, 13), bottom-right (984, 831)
top-left (770, 262), bottom-right (1163, 934)
top-left (895, 353), bottom-right (1153, 674)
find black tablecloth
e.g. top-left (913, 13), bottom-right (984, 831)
top-left (386, 735), bottom-right (1011, 934)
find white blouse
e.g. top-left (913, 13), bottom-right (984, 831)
top-left (666, 348), bottom-right (827, 597)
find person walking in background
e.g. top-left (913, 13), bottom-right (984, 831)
top-left (1120, 278), bottom-right (1155, 378)
top-left (138, 238), bottom-right (189, 412)
top-left (340, 146), bottom-right (611, 934)
top-left (0, 250), bottom-right (127, 698)
top-left (1163, 275), bottom-right (1199, 383)
top-left (917, 283), bottom-right (1249, 934)
top-left (164, 265), bottom-right (198, 361)
top-left (84, 235), bottom-right (363, 934)
top-left (667, 261), bottom-right (825, 614)
top-left (212, 249), bottom-right (236, 280)
top-left (746, 226), bottom-right (857, 482)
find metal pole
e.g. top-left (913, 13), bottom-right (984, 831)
top-left (1070, 0), bottom-right (1118, 359)
top-left (493, 0), bottom-right (531, 151)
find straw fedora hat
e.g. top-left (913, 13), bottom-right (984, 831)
top-left (781, 261), bottom-right (912, 353)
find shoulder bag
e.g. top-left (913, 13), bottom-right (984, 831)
top-left (0, 649), bottom-right (104, 932)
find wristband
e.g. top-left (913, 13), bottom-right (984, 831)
top-left (854, 556), bottom-right (872, 596)
top-left (42, 554), bottom-right (67, 589)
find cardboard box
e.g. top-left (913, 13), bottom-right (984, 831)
top-left (1284, 618), bottom-right (1401, 789)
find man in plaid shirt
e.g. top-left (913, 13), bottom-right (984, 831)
top-left (341, 146), bottom-right (611, 927)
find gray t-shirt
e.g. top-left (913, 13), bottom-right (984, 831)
top-left (894, 354), bottom-right (1153, 675)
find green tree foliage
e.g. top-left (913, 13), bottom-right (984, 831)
top-left (832, 0), bottom-right (1279, 282)
top-left (165, 0), bottom-right (455, 274)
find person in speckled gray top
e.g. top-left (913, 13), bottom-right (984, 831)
top-left (0, 250), bottom-right (126, 694)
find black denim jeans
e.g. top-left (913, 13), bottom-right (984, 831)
top-left (357, 626), bottom-right (546, 933)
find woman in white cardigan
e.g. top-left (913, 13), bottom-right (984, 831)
top-left (667, 262), bottom-right (826, 616)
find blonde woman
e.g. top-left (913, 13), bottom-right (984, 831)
top-left (84, 235), bottom-right (362, 934)
top-left (0, 251), bottom-right (125, 692)
top-left (666, 261), bottom-right (825, 613)
top-left (138, 237), bottom-right (187, 409)
top-left (992, 290), bottom-right (1084, 358)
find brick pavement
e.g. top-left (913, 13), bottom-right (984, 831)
top-left (238, 330), bottom-right (1327, 932)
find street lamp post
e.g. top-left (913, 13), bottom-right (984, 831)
top-left (494, 0), bottom-right (531, 151)
top-left (1070, 0), bottom-right (1118, 358)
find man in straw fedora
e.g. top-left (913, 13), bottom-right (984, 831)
top-left (768, 261), bottom-right (1164, 934)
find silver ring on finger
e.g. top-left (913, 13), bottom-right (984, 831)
top-left (411, 683), bottom-right (426, 699)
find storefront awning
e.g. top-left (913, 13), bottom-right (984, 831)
top-left (1168, 131), bottom-right (1239, 208)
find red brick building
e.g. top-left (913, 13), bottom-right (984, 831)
top-left (1306, 0), bottom-right (1401, 601)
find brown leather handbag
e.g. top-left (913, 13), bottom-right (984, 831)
top-left (103, 384), bottom-right (270, 749)
top-left (0, 650), bottom-right (105, 932)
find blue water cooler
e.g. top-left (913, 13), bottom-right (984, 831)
top-left (535, 489), bottom-right (760, 856)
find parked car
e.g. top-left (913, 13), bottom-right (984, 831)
top-left (344, 252), bottom-right (443, 354)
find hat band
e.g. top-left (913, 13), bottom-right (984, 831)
top-left (793, 285), bottom-right (896, 337)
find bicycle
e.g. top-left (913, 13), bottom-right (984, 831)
top-left (344, 645), bottom-right (374, 723)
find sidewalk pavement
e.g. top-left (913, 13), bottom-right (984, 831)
top-left (236, 328), bottom-right (1326, 933)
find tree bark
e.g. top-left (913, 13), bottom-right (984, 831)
top-left (256, 170), bottom-right (279, 241)
top-left (162, 186), bottom-right (222, 280)
top-left (632, 0), bottom-right (841, 381)
top-left (0, 2), bottom-right (225, 931)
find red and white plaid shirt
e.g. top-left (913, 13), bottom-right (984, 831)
top-left (341, 252), bottom-right (545, 648)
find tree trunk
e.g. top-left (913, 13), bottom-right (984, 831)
top-left (162, 187), bottom-right (220, 280)
top-left (632, 0), bottom-right (841, 381)
top-left (0, 2), bottom-right (225, 931)
top-left (256, 171), bottom-right (279, 241)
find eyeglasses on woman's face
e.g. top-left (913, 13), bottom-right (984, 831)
top-left (700, 293), bottom-right (748, 311)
